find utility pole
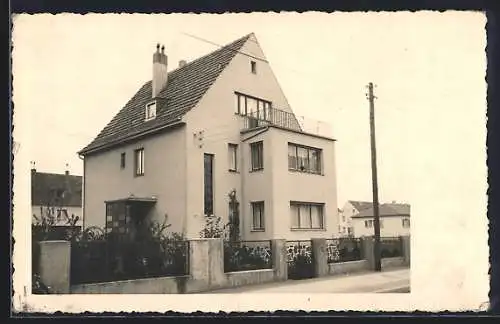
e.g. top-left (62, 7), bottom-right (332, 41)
top-left (366, 82), bottom-right (382, 272)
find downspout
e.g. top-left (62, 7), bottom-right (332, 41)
top-left (78, 154), bottom-right (85, 231)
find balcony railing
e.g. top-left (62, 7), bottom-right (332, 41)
top-left (242, 106), bottom-right (332, 138)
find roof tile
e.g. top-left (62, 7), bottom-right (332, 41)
top-left (79, 34), bottom-right (252, 155)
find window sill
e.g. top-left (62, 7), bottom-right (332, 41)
top-left (134, 173), bottom-right (145, 177)
top-left (229, 169), bottom-right (240, 174)
top-left (288, 169), bottom-right (324, 176)
top-left (251, 229), bottom-right (265, 232)
top-left (249, 168), bottom-right (264, 173)
top-left (290, 228), bottom-right (326, 232)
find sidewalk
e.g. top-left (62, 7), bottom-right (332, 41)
top-left (201, 267), bottom-right (410, 294)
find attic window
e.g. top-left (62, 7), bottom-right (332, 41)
top-left (145, 101), bottom-right (157, 121)
top-left (250, 61), bottom-right (257, 74)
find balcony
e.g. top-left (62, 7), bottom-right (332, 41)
top-left (241, 106), bottom-right (332, 138)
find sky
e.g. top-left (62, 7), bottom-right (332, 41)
top-left (12, 12), bottom-right (486, 207)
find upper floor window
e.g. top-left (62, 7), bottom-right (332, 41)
top-left (228, 143), bottom-right (238, 172)
top-left (134, 148), bottom-right (145, 176)
top-left (402, 218), bottom-right (410, 228)
top-left (288, 143), bottom-right (322, 174)
top-left (250, 141), bottom-right (263, 171)
top-left (364, 219), bottom-right (373, 228)
top-left (234, 92), bottom-right (272, 119)
top-left (290, 202), bottom-right (325, 230)
top-left (145, 101), bottom-right (157, 121)
top-left (251, 61), bottom-right (257, 74)
top-left (120, 152), bottom-right (126, 169)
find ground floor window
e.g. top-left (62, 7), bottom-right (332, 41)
top-left (251, 201), bottom-right (265, 231)
top-left (290, 202), bottom-right (325, 229)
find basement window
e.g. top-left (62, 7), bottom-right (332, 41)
top-left (145, 101), bottom-right (157, 121)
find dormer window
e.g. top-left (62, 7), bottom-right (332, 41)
top-left (145, 101), bottom-right (157, 121)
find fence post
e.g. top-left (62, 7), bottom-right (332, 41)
top-left (38, 240), bottom-right (71, 294)
top-left (207, 238), bottom-right (225, 289)
top-left (401, 235), bottom-right (411, 266)
top-left (361, 236), bottom-right (376, 271)
top-left (271, 239), bottom-right (287, 281)
top-left (188, 238), bottom-right (211, 291)
top-left (311, 238), bottom-right (328, 277)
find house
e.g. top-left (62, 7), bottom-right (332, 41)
top-left (31, 164), bottom-right (83, 228)
top-left (337, 200), bottom-right (372, 237)
top-left (78, 33), bottom-right (338, 240)
top-left (350, 202), bottom-right (411, 238)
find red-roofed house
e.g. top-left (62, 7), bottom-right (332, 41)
top-left (78, 33), bottom-right (339, 240)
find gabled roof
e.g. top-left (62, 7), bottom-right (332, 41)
top-left (352, 203), bottom-right (411, 218)
top-left (79, 33), bottom-right (252, 155)
top-left (348, 200), bottom-right (373, 211)
top-left (31, 171), bottom-right (83, 207)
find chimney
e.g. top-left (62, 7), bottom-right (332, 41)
top-left (152, 43), bottom-right (168, 98)
top-left (179, 60), bottom-right (187, 68)
top-left (65, 163), bottom-right (70, 176)
top-left (30, 161), bottom-right (36, 174)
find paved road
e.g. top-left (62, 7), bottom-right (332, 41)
top-left (203, 268), bottom-right (410, 294)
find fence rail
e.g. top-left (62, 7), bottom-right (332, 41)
top-left (70, 239), bottom-right (189, 285)
top-left (380, 237), bottom-right (403, 258)
top-left (223, 240), bottom-right (273, 273)
top-left (326, 238), bottom-right (363, 263)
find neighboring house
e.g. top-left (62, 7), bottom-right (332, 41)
top-left (31, 166), bottom-right (83, 227)
top-left (78, 33), bottom-right (338, 240)
top-left (337, 200), bottom-right (372, 237)
top-left (351, 202), bottom-right (411, 238)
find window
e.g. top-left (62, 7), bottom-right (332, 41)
top-left (290, 202), bottom-right (325, 230)
top-left (204, 153), bottom-right (214, 215)
top-left (120, 152), bottom-right (126, 169)
top-left (145, 101), bottom-right (157, 120)
top-left (250, 141), bottom-right (263, 171)
top-left (342, 215), bottom-right (346, 222)
top-left (134, 148), bottom-right (144, 176)
top-left (251, 61), bottom-right (257, 74)
top-left (234, 92), bottom-right (272, 118)
top-left (228, 144), bottom-right (238, 172)
top-left (402, 218), bottom-right (410, 228)
top-left (288, 143), bottom-right (322, 174)
top-left (364, 219), bottom-right (374, 228)
top-left (105, 202), bottom-right (131, 235)
top-left (251, 201), bottom-right (265, 230)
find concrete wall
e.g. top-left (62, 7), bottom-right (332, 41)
top-left (66, 238), bottom-right (288, 294)
top-left (381, 257), bottom-right (406, 269)
top-left (83, 127), bottom-right (187, 234)
top-left (36, 237), bottom-right (410, 294)
top-left (352, 215), bottom-right (411, 238)
top-left (328, 260), bottom-right (370, 276)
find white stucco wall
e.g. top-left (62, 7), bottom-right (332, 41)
top-left (83, 127), bottom-right (187, 233)
top-left (352, 215), bottom-right (411, 238)
top-left (338, 201), bottom-right (359, 236)
top-left (268, 127), bottom-right (338, 240)
top-left (182, 34), bottom-right (297, 239)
